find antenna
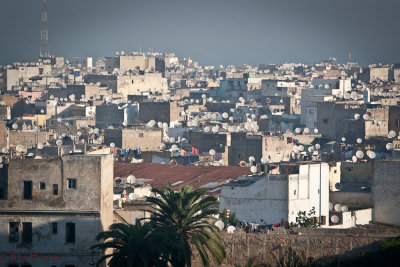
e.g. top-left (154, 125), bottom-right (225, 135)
top-left (40, 0), bottom-right (50, 58)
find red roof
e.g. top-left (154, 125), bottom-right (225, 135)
top-left (114, 163), bottom-right (252, 195)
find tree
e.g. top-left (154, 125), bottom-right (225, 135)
top-left (146, 185), bottom-right (226, 267)
top-left (221, 210), bottom-right (239, 227)
top-left (289, 207), bottom-right (320, 228)
top-left (91, 220), bottom-right (177, 267)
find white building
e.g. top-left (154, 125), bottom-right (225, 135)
top-left (219, 163), bottom-right (330, 226)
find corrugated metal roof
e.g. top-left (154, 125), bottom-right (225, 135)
top-left (114, 162), bottom-right (252, 195)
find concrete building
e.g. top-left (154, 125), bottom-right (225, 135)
top-left (372, 159), bottom-right (400, 226)
top-left (0, 154), bottom-right (113, 266)
top-left (369, 67), bottom-right (394, 82)
top-left (262, 134), bottom-right (294, 163)
top-left (219, 163), bottom-right (330, 225)
top-left (394, 69), bottom-right (400, 83)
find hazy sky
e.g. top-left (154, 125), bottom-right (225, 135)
top-left (1, 0), bottom-right (399, 66)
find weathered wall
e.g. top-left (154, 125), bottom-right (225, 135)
top-left (192, 228), bottom-right (400, 267)
top-left (372, 159), bottom-right (400, 226)
top-left (329, 192), bottom-right (372, 209)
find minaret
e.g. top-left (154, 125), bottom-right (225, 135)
top-left (40, 0), bottom-right (49, 58)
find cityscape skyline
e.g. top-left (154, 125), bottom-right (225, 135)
top-left (1, 0), bottom-right (400, 66)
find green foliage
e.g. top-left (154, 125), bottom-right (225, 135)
top-left (326, 235), bottom-right (400, 267)
top-left (91, 220), bottom-right (178, 267)
top-left (221, 210), bottom-right (239, 227)
top-left (146, 185), bottom-right (226, 267)
top-left (271, 246), bottom-right (314, 267)
top-left (289, 207), bottom-right (320, 228)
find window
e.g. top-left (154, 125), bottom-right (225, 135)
top-left (334, 170), bottom-right (337, 174)
top-left (139, 133), bottom-right (144, 138)
top-left (67, 179), bottom-right (76, 190)
top-left (323, 119), bottom-right (329, 123)
top-left (9, 222), bottom-right (19, 242)
top-left (66, 223), bottom-right (75, 243)
top-left (294, 189), bottom-right (296, 195)
top-left (53, 184), bottom-right (58, 195)
top-left (24, 181), bottom-right (32, 199)
top-left (52, 222), bottom-right (58, 234)
top-left (40, 182), bottom-right (46, 190)
top-left (347, 167), bottom-right (352, 172)
top-left (22, 222), bottom-right (32, 243)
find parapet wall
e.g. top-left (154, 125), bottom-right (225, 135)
top-left (193, 228), bottom-right (400, 267)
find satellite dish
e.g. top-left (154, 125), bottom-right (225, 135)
top-left (261, 158), bottom-right (267, 164)
top-left (127, 175), bottom-right (136, 184)
top-left (218, 159), bottom-right (225, 165)
top-left (128, 193), bottom-right (136, 201)
top-left (341, 137), bottom-right (346, 142)
top-left (314, 128), bottom-right (319, 134)
top-left (227, 225), bottom-right (236, 233)
top-left (303, 128), bottom-right (310, 134)
top-left (341, 205), bottom-right (348, 212)
top-left (331, 215), bottom-right (340, 224)
top-left (334, 204), bottom-right (342, 212)
top-left (329, 202), bottom-right (333, 210)
top-left (37, 143), bottom-right (44, 150)
top-left (249, 156), bottom-right (255, 162)
top-left (356, 138), bottom-right (362, 144)
top-left (386, 143), bottom-right (394, 150)
top-left (34, 156), bottom-right (43, 160)
top-left (110, 143), bottom-right (115, 148)
top-left (12, 123), bottom-right (18, 130)
top-left (215, 220), bottom-right (225, 230)
top-left (56, 140), bottom-right (62, 146)
top-left (239, 161), bottom-right (246, 167)
top-left (250, 166), bottom-right (257, 174)
top-left (295, 128), bottom-right (301, 134)
top-left (209, 149), bottom-right (216, 156)
top-left (363, 114), bottom-right (369, 120)
top-left (315, 144), bottom-right (321, 150)
top-left (356, 150), bottom-right (364, 159)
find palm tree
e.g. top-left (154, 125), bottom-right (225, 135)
top-left (91, 220), bottom-right (177, 267)
top-left (146, 185), bottom-right (226, 267)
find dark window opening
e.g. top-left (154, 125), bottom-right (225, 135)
top-left (22, 222), bottom-right (32, 243)
top-left (9, 222), bottom-right (19, 242)
top-left (323, 119), bottom-right (329, 123)
top-left (52, 222), bottom-right (58, 234)
top-left (139, 133), bottom-right (144, 138)
top-left (24, 181), bottom-right (32, 200)
top-left (53, 184), bottom-right (58, 195)
top-left (67, 179), bottom-right (76, 190)
top-left (40, 182), bottom-right (46, 190)
top-left (66, 223), bottom-right (75, 243)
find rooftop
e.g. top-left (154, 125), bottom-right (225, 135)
top-left (114, 162), bottom-right (252, 195)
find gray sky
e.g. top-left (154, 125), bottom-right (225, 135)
top-left (1, 0), bottom-right (399, 66)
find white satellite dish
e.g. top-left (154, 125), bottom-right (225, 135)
top-left (127, 175), bottom-right (136, 184)
top-left (329, 202), bottom-right (333, 210)
top-left (341, 205), bottom-right (348, 212)
top-left (34, 156), bottom-right (43, 160)
top-left (215, 220), bottom-right (225, 230)
top-left (110, 143), bottom-right (116, 148)
top-left (334, 204), bottom-right (342, 212)
top-left (250, 166), bottom-right (257, 174)
top-left (227, 225), bottom-right (236, 233)
top-left (128, 193), bottom-right (136, 201)
top-left (331, 215), bottom-right (340, 224)
top-left (209, 149), bottom-right (216, 156)
top-left (356, 138), bottom-right (362, 144)
top-left (356, 150), bottom-right (364, 159)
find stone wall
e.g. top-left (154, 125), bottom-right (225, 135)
top-left (192, 228), bottom-right (400, 267)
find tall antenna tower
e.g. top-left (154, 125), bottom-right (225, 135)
top-left (40, 0), bottom-right (49, 58)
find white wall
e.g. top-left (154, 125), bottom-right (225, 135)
top-left (220, 175), bottom-right (289, 224)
